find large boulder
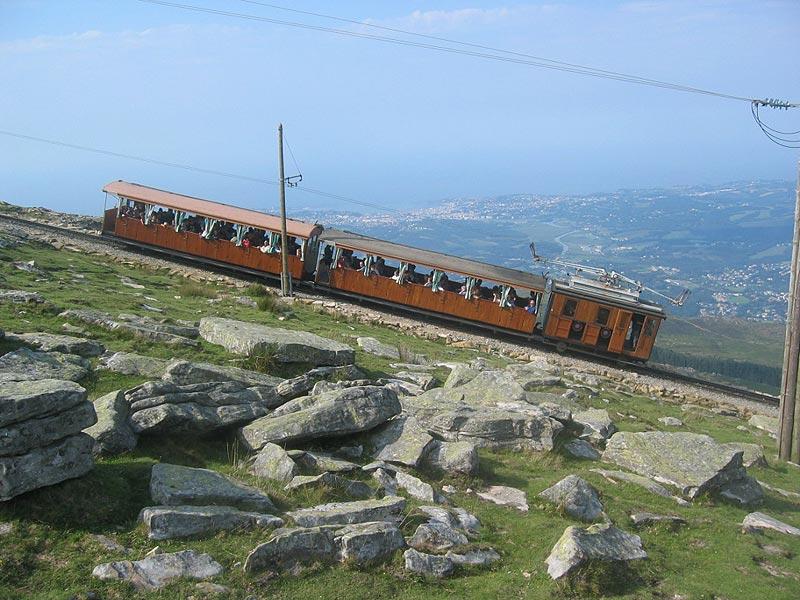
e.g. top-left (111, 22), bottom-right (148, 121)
top-left (284, 473), bottom-right (373, 499)
top-left (545, 523), bottom-right (647, 579)
top-left (443, 364), bottom-right (479, 388)
top-left (162, 360), bottom-right (283, 387)
top-left (60, 309), bottom-right (199, 346)
top-left (368, 416), bottom-right (434, 468)
top-left (84, 390), bottom-right (137, 456)
top-left (403, 549), bottom-right (454, 578)
top-left (0, 348), bottom-right (89, 383)
top-left (276, 365), bottom-right (364, 399)
top-left (741, 512), bottom-right (800, 536)
top-left (239, 386), bottom-right (401, 451)
top-left (0, 289), bottom-right (44, 304)
top-left (126, 380), bottom-right (280, 435)
top-left (0, 379), bottom-right (87, 428)
top-left (139, 505), bottom-right (283, 540)
top-left (573, 408), bottom-right (617, 442)
top-left (395, 471), bottom-right (444, 504)
top-left (98, 352), bottom-right (170, 378)
top-left (5, 332), bottom-right (105, 357)
top-left (505, 363), bottom-right (562, 389)
top-left (603, 431), bottom-right (756, 501)
top-left (1, 400), bottom-right (96, 457)
top-left (408, 521), bottom-right (468, 552)
top-left (199, 317), bottom-right (354, 366)
top-left (357, 337), bottom-right (400, 359)
top-left (92, 550), bottom-right (222, 591)
top-left (476, 485), bottom-right (529, 512)
top-left (149, 463), bottom-right (275, 512)
top-left (422, 440), bottom-right (479, 475)
top-left (335, 521), bottom-right (406, 566)
top-left (539, 475), bottom-right (604, 522)
top-left (249, 443), bottom-right (298, 483)
top-left (287, 496), bottom-right (406, 527)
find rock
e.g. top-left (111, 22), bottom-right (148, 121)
top-left (336, 521), bottom-right (406, 565)
top-left (249, 443), bottom-right (298, 484)
top-left (243, 526), bottom-right (339, 573)
top-left (741, 512), bottom-right (800, 536)
top-left (545, 523), bottom-right (647, 579)
top-left (476, 485), bottom-right (529, 512)
top-left (163, 360), bottom-right (283, 388)
top-left (403, 548), bottom-right (454, 577)
top-left (446, 548), bottom-right (500, 567)
top-left (0, 522), bottom-right (14, 536)
top-left (276, 365), bottom-right (364, 399)
top-left (372, 468), bottom-right (398, 496)
top-left (239, 386), bottom-right (401, 451)
top-left (194, 582), bottom-right (231, 596)
top-left (368, 417), bottom-right (434, 468)
top-left (719, 475), bottom-right (764, 507)
top-left (126, 380), bottom-right (280, 435)
top-left (1, 399), bottom-right (96, 457)
top-left (92, 550), bottom-right (223, 591)
top-left (293, 451), bottom-right (359, 474)
top-left (0, 379), bottom-right (88, 428)
top-left (393, 371), bottom-right (436, 391)
top-left (748, 414), bottom-right (779, 438)
top-left (722, 442), bottom-right (767, 468)
top-left (443, 364), bottom-right (480, 388)
top-left (357, 337), bottom-right (400, 359)
top-left (658, 416), bottom-right (683, 427)
top-left (603, 431), bottom-right (752, 500)
top-left (287, 496), bottom-right (406, 527)
top-left (539, 475), bottom-right (604, 522)
top-left (5, 332), bottom-right (105, 358)
top-left (60, 309), bottom-right (199, 346)
top-left (563, 439), bottom-right (601, 460)
top-left (84, 390), bottom-right (137, 456)
top-left (408, 521), bottom-right (468, 552)
top-left (395, 471), bottom-right (444, 503)
top-left (0, 348), bottom-right (89, 382)
top-left (335, 444), bottom-right (363, 459)
top-left (284, 473), bottom-right (373, 499)
top-left (0, 433), bottom-right (94, 501)
top-left (629, 513), bottom-right (686, 527)
top-left (0, 289), bottom-right (44, 304)
top-left (422, 440), bottom-right (479, 475)
top-left (98, 352), bottom-right (170, 378)
top-left (199, 317), bottom-right (354, 365)
top-left (88, 533), bottom-right (129, 554)
top-left (589, 468), bottom-right (689, 506)
top-left (573, 408), bottom-right (617, 441)
top-left (149, 463), bottom-right (275, 512)
top-left (139, 505), bottom-right (283, 540)
top-left (505, 363), bottom-right (562, 390)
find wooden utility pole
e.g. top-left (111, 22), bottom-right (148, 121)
top-left (277, 123), bottom-right (292, 297)
top-left (779, 163), bottom-right (800, 461)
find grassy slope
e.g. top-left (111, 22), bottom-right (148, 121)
top-left (0, 241), bottom-right (798, 600)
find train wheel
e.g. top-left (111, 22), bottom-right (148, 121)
top-left (556, 342), bottom-right (567, 353)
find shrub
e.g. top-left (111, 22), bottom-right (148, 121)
top-left (245, 283), bottom-right (270, 297)
top-left (177, 281), bottom-right (217, 299)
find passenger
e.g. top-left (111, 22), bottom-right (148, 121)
top-left (242, 236), bottom-right (251, 249)
top-left (424, 274), bottom-right (433, 287)
top-left (375, 257), bottom-right (386, 276)
top-left (526, 299), bottom-right (538, 315)
top-left (392, 268), bottom-right (407, 285)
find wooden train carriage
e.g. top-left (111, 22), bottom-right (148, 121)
top-left (101, 181), bottom-right (323, 280)
top-left (540, 277), bottom-right (665, 361)
top-left (317, 229), bottom-right (546, 334)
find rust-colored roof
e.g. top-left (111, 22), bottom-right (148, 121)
top-left (103, 180), bottom-right (321, 239)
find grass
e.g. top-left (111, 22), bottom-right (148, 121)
top-left (176, 281), bottom-right (218, 299)
top-left (0, 238), bottom-right (799, 599)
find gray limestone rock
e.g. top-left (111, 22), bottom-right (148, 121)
top-left (403, 548), bottom-right (454, 578)
top-left (335, 521), bottom-right (406, 566)
top-left (1, 400), bottom-right (96, 457)
top-left (589, 468), bottom-right (688, 506)
top-left (244, 526), bottom-right (339, 573)
top-left (408, 521), bottom-right (468, 552)
top-left (0, 289), bottom-right (44, 304)
top-left (149, 463), bottom-right (275, 513)
top-left (393, 371), bottom-right (436, 391)
top-left (293, 451), bottom-right (360, 474)
top-left (719, 475), bottom-right (764, 507)
top-left (422, 439), bottom-right (479, 475)
top-left (5, 332), bottom-right (104, 357)
top-left (60, 309), bottom-right (199, 347)
top-left (372, 468), bottom-right (398, 496)
top-left (0, 379), bottom-right (87, 429)
top-left (369, 416), bottom-right (434, 468)
top-left (443, 364), bottom-right (479, 389)
top-left (539, 475), bottom-right (604, 522)
top-left (741, 512), bottom-right (800, 536)
top-left (505, 363), bottom-right (562, 390)
top-left (276, 365), bottom-right (365, 399)
top-left (284, 473), bottom-right (373, 499)
top-left (84, 390), bottom-right (137, 456)
top-left (722, 442), bottom-right (768, 468)
top-left (658, 416), bottom-right (683, 427)
top-left (287, 496), bottom-right (406, 527)
top-left (199, 317), bottom-right (354, 365)
top-left (446, 548), bottom-right (501, 567)
top-left (573, 408), bottom-right (617, 441)
top-left (249, 443), bottom-right (298, 484)
top-left (545, 523), bottom-right (647, 579)
top-left (238, 386), bottom-right (401, 451)
top-left (139, 505), bottom-right (283, 540)
top-left (629, 513), bottom-right (687, 527)
top-left (476, 485), bottom-right (529, 512)
top-left (563, 439), bottom-right (601, 460)
top-left (92, 550), bottom-right (223, 591)
top-left (0, 433), bottom-right (94, 501)
top-left (748, 414), bottom-right (779, 438)
top-left (0, 348), bottom-right (89, 383)
top-left (603, 431), bottom-right (751, 500)
top-left (395, 471), bottom-right (444, 504)
top-left (357, 336), bottom-right (400, 359)
top-left (98, 352), bottom-right (170, 378)
top-left (163, 360), bottom-right (283, 388)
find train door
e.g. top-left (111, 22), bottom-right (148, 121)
top-left (624, 316), bottom-right (661, 360)
top-left (608, 310), bottom-right (632, 354)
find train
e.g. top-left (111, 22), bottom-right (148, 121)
top-left (101, 180), bottom-right (667, 362)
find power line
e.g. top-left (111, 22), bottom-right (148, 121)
top-left (752, 104), bottom-right (800, 149)
top-left (0, 129), bottom-right (401, 213)
top-left (135, 0), bottom-right (771, 104)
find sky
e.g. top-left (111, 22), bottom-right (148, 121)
top-left (1, 0), bottom-right (799, 215)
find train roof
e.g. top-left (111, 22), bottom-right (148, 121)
top-left (103, 180), bottom-right (322, 239)
top-left (320, 228), bottom-right (547, 291)
top-left (551, 279), bottom-right (667, 317)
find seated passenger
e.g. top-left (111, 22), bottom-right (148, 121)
top-left (424, 274), bottom-right (433, 287)
top-left (375, 257), bottom-right (387, 276)
top-left (526, 299), bottom-right (538, 314)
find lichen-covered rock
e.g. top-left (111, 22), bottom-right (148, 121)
top-left (505, 363), bottom-right (562, 390)
top-left (443, 364), bottom-right (479, 388)
top-left (139, 505), bottom-right (283, 540)
top-left (162, 360), bottom-right (283, 388)
top-left (335, 521), bottom-right (406, 565)
top-left (92, 550), bottom-right (222, 591)
top-left (368, 417), bottom-right (434, 468)
top-left (629, 513), bottom-right (686, 527)
top-left (658, 416), bottom-right (683, 427)
top-left (446, 548), bottom-right (501, 567)
top-left (573, 408), bottom-right (617, 441)
top-left (719, 475), bottom-right (764, 507)
top-left (1, 400), bottom-right (96, 457)
top-left (748, 414), bottom-right (779, 438)
top-left (98, 352), bottom-right (171, 378)
top-left (284, 473), bottom-right (373, 499)
top-left (545, 523), bottom-right (646, 579)
top-left (403, 548), bottom-right (454, 577)
top-left (0, 379), bottom-right (88, 430)
top-left (0, 348), bottom-right (89, 383)
top-left (422, 439), bottom-right (479, 475)
top-left (539, 475), bottom-right (604, 522)
top-left (563, 439), bottom-right (600, 460)
top-left (357, 337), bottom-right (400, 359)
top-left (60, 309), bottom-right (199, 346)
top-left (0, 289), bottom-right (44, 304)
top-left (393, 371), bottom-right (436, 391)
top-left (408, 521), bottom-right (468, 552)
top-left (249, 443), bottom-right (298, 483)
top-left (293, 451), bottom-right (360, 474)
top-left (84, 390), bottom-right (137, 456)
top-left (149, 463), bottom-right (275, 513)
top-left (276, 365), bottom-right (364, 399)
top-left (395, 471), bottom-right (444, 504)
top-left (239, 386), bottom-right (401, 451)
top-left (199, 317), bottom-right (354, 365)
top-left (244, 526), bottom-right (339, 573)
top-left (287, 496), bottom-right (406, 527)
top-left (476, 485), bottom-right (529, 512)
top-left (721, 442), bottom-right (767, 468)
top-left (741, 512), bottom-right (800, 536)
top-left (603, 431), bottom-right (750, 500)
top-left (5, 332), bottom-right (105, 357)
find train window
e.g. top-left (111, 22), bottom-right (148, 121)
top-left (562, 299), bottom-right (577, 317)
top-left (644, 319), bottom-right (656, 337)
top-left (595, 307), bottom-right (610, 325)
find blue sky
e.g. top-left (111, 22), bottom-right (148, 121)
top-left (1, 0), bottom-right (798, 215)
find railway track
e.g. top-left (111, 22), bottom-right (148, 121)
top-left (0, 211), bottom-right (780, 407)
